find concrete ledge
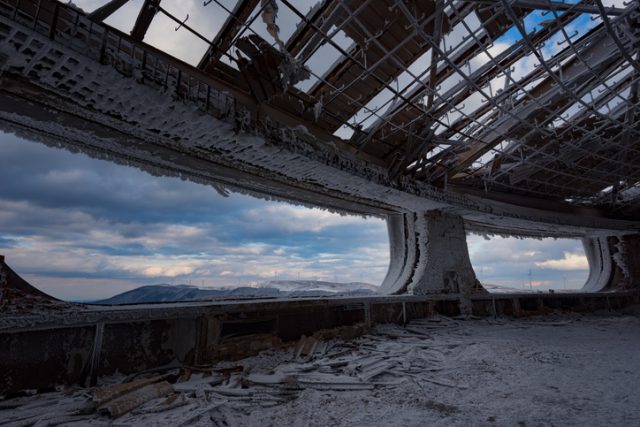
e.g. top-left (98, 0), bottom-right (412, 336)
top-left (2, 291), bottom-right (639, 396)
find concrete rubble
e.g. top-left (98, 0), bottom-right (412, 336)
top-left (2, 311), bottom-right (640, 426)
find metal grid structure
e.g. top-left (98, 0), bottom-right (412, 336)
top-left (6, 0), bottom-right (640, 219)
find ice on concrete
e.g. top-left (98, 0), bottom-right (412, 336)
top-left (381, 211), bottom-right (483, 308)
top-left (3, 310), bottom-right (640, 426)
top-left (0, 11), bottom-right (637, 238)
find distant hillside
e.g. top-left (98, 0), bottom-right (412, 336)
top-left (262, 280), bottom-right (378, 294)
top-left (482, 283), bottom-right (535, 293)
top-left (92, 280), bottom-right (378, 305)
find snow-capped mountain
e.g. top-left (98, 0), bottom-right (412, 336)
top-left (92, 280), bottom-right (379, 305)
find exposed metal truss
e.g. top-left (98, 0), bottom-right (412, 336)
top-left (3, 0), bottom-right (640, 221)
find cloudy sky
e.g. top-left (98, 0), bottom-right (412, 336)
top-left (0, 133), bottom-right (587, 301)
top-left (0, 1), bottom-right (595, 300)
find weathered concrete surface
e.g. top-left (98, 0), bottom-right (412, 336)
top-left (1, 3), bottom-right (639, 237)
top-left (6, 313), bottom-right (640, 426)
top-left (0, 255), bottom-right (57, 300)
top-left (582, 234), bottom-right (640, 291)
top-left (582, 236), bottom-right (613, 292)
top-left (381, 211), bottom-right (484, 313)
top-left (408, 212), bottom-right (482, 297)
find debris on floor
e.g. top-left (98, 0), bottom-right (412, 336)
top-left (2, 312), bottom-right (640, 426)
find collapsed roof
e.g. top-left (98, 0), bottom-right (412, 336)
top-left (4, 0), bottom-right (640, 221)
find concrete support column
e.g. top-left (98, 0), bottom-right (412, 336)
top-left (582, 234), bottom-right (640, 291)
top-left (582, 237), bottom-right (612, 291)
top-left (380, 213), bottom-right (419, 295)
top-left (0, 255), bottom-right (56, 299)
top-left (380, 210), bottom-right (485, 311)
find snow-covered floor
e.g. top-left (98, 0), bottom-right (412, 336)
top-left (3, 310), bottom-right (640, 426)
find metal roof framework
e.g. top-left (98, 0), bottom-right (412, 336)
top-left (8, 0), bottom-right (640, 220)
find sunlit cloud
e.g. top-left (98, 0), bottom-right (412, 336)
top-left (0, 133), bottom-right (389, 299)
top-left (467, 235), bottom-right (589, 290)
top-left (531, 280), bottom-right (553, 288)
top-left (242, 205), bottom-right (368, 233)
top-left (535, 252), bottom-right (589, 271)
top-left (109, 256), bottom-right (209, 278)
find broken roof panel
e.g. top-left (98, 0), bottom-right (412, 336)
top-left (18, 0), bottom-right (640, 219)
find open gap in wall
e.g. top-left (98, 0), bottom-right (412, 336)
top-left (467, 234), bottom-right (589, 293)
top-left (0, 132), bottom-right (389, 304)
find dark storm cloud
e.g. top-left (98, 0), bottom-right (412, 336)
top-left (0, 236), bottom-right (18, 248)
top-left (0, 132), bottom-right (390, 300)
top-left (0, 133), bottom-right (264, 225)
top-left (0, 134), bottom-right (382, 255)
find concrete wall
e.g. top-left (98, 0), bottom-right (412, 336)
top-left (582, 234), bottom-right (640, 291)
top-left (2, 292), bottom-right (638, 396)
top-left (380, 211), bottom-right (483, 302)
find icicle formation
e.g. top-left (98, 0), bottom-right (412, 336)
top-left (212, 183), bottom-right (230, 198)
top-left (612, 237), bottom-right (630, 280)
top-left (313, 96), bottom-right (323, 122)
top-left (260, 0), bottom-right (310, 89)
top-left (278, 52), bottom-right (311, 90)
top-left (261, 0), bottom-right (285, 50)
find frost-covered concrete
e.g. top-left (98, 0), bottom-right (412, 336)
top-left (0, 10), bottom-right (639, 238)
top-left (582, 234), bottom-right (640, 292)
top-left (4, 312), bottom-right (640, 426)
top-left (582, 237), bottom-right (614, 292)
top-left (408, 212), bottom-right (481, 298)
top-left (381, 211), bottom-right (483, 307)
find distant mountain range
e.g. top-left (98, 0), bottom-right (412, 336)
top-left (92, 280), bottom-right (379, 305)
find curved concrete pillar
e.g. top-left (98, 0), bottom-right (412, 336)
top-left (380, 214), bottom-right (410, 294)
top-left (0, 255), bottom-right (58, 300)
top-left (581, 237), bottom-right (612, 292)
top-left (380, 211), bottom-right (485, 304)
top-left (379, 213), bottom-right (420, 294)
top-left (582, 234), bottom-right (640, 292)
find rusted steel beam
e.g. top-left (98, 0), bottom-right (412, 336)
top-left (431, 17), bottom-right (603, 143)
top-left (441, 43), bottom-right (626, 178)
top-left (465, 0), bottom-right (626, 16)
top-left (303, 0), bottom-right (452, 132)
top-left (279, 0), bottom-right (452, 139)
top-left (385, 0), bottom-right (639, 203)
top-left (285, 0), bottom-right (339, 59)
top-left (433, 27), bottom-right (622, 181)
top-left (88, 0), bottom-right (129, 22)
top-left (610, 68), bottom-right (640, 205)
top-left (425, 0), bottom-right (444, 110)
top-left (448, 184), bottom-right (606, 215)
top-left (198, 0), bottom-right (259, 72)
top-left (131, 0), bottom-right (160, 41)
top-left (364, 2), bottom-right (548, 154)
top-left (449, 95), bottom-right (640, 206)
top-left (477, 75), bottom-right (636, 186)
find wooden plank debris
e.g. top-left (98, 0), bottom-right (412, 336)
top-left (0, 318), bottom-right (470, 424)
top-left (93, 374), bottom-right (167, 406)
top-left (97, 381), bottom-right (174, 418)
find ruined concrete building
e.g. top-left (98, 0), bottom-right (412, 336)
top-left (1, 0), bottom-right (640, 401)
